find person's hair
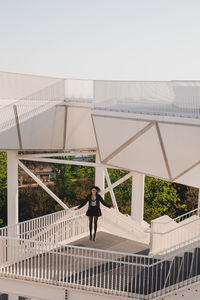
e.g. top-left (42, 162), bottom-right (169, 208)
top-left (90, 186), bottom-right (101, 193)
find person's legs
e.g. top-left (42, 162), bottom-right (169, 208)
top-left (89, 216), bottom-right (93, 240)
top-left (93, 216), bottom-right (98, 241)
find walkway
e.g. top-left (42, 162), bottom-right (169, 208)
top-left (70, 231), bottom-right (149, 255)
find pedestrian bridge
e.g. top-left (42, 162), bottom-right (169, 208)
top-left (1, 72), bottom-right (200, 300)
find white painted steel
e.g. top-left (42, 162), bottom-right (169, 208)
top-left (7, 151), bottom-right (18, 228)
top-left (100, 171), bottom-right (133, 196)
top-left (17, 156), bottom-right (119, 170)
top-left (8, 295), bottom-right (18, 300)
top-left (0, 278), bottom-right (65, 300)
top-left (0, 231), bottom-right (200, 299)
top-left (19, 151), bottom-right (96, 158)
top-left (100, 206), bottom-right (149, 244)
top-left (2, 206), bottom-right (200, 299)
top-left (104, 169), bottom-right (118, 210)
top-left (150, 208), bottom-right (200, 255)
top-left (95, 152), bottom-right (105, 194)
top-left (131, 172), bottom-right (144, 224)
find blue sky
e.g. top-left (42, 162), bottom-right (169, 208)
top-left (0, 0), bottom-right (200, 80)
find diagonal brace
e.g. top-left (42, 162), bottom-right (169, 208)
top-left (18, 161), bottom-right (69, 210)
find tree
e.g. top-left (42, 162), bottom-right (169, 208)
top-left (144, 177), bottom-right (188, 223)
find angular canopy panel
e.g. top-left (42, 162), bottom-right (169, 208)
top-left (92, 115), bottom-right (148, 161)
top-left (19, 106), bottom-right (65, 150)
top-left (108, 123), bottom-right (169, 179)
top-left (0, 71), bottom-right (63, 100)
top-left (0, 73), bottom-right (95, 151)
top-left (1, 72), bottom-right (200, 189)
top-left (65, 107), bottom-right (96, 150)
top-left (159, 123), bottom-right (200, 179)
top-left (175, 164), bottom-right (200, 188)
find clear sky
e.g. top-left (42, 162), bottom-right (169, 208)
top-left (0, 0), bottom-right (200, 80)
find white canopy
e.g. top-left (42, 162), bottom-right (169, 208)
top-left (1, 71), bottom-right (200, 188)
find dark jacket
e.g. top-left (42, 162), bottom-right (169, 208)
top-left (78, 194), bottom-right (111, 209)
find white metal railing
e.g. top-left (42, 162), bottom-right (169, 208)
top-left (0, 205), bottom-right (149, 245)
top-left (1, 207), bottom-right (200, 298)
top-left (101, 206), bottom-right (149, 244)
top-left (0, 206), bottom-right (88, 244)
top-left (93, 80), bottom-right (200, 119)
top-left (150, 208), bottom-right (200, 255)
top-left (1, 235), bottom-right (200, 299)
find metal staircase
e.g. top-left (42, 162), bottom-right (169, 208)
top-left (1, 207), bottom-right (200, 299)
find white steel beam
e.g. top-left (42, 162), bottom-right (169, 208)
top-left (0, 278), bottom-right (65, 300)
top-left (95, 152), bottom-right (105, 196)
top-left (18, 161), bottom-right (68, 210)
top-left (104, 169), bottom-right (118, 210)
top-left (7, 151), bottom-right (19, 300)
top-left (17, 156), bottom-right (119, 169)
top-left (7, 151), bottom-right (18, 227)
top-left (100, 172), bottom-right (133, 195)
top-left (131, 172), bottom-right (144, 224)
top-left (18, 151), bottom-right (96, 158)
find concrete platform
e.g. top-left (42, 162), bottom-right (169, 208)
top-left (70, 231), bottom-right (149, 255)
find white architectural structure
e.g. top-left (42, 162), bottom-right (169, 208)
top-left (0, 71), bottom-right (200, 299)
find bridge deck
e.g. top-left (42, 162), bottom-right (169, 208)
top-left (70, 231), bottom-right (149, 255)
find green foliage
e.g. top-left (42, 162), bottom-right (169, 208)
top-left (105, 169), bottom-right (131, 214)
top-left (0, 152), bottom-right (198, 225)
top-left (144, 177), bottom-right (188, 223)
top-left (52, 156), bottom-right (95, 207)
top-left (19, 185), bottom-right (62, 221)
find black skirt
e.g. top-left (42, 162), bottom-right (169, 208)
top-left (86, 206), bottom-right (102, 217)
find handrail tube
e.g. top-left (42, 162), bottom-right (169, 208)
top-left (151, 216), bottom-right (200, 235)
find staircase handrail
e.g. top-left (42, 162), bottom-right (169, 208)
top-left (151, 214), bottom-right (200, 235)
top-left (152, 207), bottom-right (199, 225)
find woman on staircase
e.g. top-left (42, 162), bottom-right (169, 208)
top-left (75, 186), bottom-right (112, 241)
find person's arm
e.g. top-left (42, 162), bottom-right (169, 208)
top-left (98, 195), bottom-right (112, 208)
top-left (76, 196), bottom-right (89, 209)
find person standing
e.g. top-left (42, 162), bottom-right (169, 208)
top-left (75, 186), bottom-right (112, 241)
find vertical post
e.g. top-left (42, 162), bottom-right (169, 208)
top-left (198, 189), bottom-right (200, 216)
top-left (7, 150), bottom-right (19, 227)
top-left (7, 151), bottom-right (19, 300)
top-left (131, 172), bottom-right (144, 224)
top-left (8, 295), bottom-right (19, 300)
top-left (95, 152), bottom-right (105, 195)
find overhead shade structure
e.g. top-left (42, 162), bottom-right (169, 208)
top-left (92, 80), bottom-right (200, 188)
top-left (1, 72), bottom-right (200, 188)
top-left (0, 72), bottom-right (96, 151)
